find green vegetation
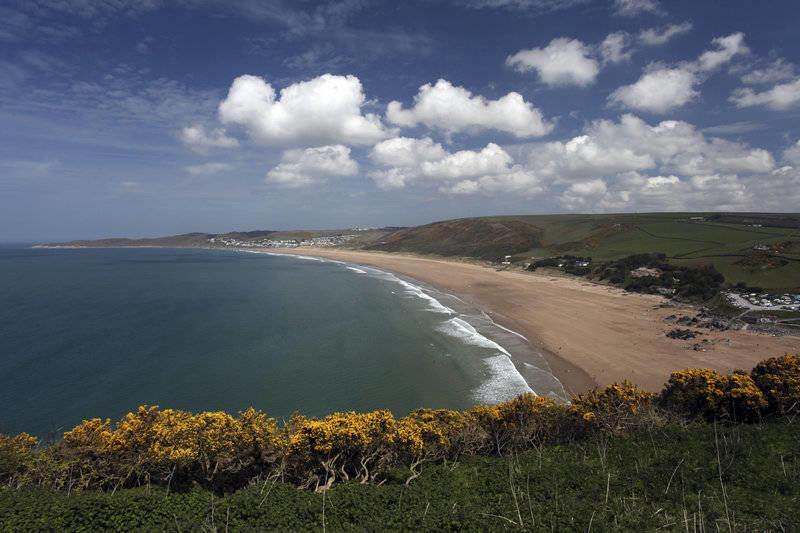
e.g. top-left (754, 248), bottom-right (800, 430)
top-left (362, 213), bottom-right (800, 290)
top-left (364, 218), bottom-right (544, 259)
top-left (1, 355), bottom-right (798, 529)
top-left (1, 422), bottom-right (797, 531)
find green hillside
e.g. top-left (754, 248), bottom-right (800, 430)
top-left (365, 213), bottom-right (800, 290)
top-left (363, 218), bottom-right (544, 259)
top-left (2, 422), bottom-right (797, 530)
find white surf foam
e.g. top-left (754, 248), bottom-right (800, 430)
top-left (392, 278), bottom-right (454, 314)
top-left (475, 354), bottom-right (536, 404)
top-left (346, 266), bottom-right (367, 274)
top-left (437, 317), bottom-right (535, 401)
top-left (438, 317), bottom-right (512, 356)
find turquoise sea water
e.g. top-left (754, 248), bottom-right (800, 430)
top-left (0, 246), bottom-right (565, 438)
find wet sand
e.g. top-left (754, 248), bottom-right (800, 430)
top-left (265, 248), bottom-right (800, 395)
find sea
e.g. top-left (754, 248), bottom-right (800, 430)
top-left (0, 245), bottom-right (567, 438)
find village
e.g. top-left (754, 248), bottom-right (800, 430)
top-left (723, 291), bottom-right (800, 311)
top-left (208, 234), bottom-right (357, 249)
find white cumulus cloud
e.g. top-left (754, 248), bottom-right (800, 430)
top-left (783, 140), bottom-right (800, 165)
top-left (266, 145), bottom-right (358, 187)
top-left (180, 124), bottom-right (239, 153)
top-left (369, 136), bottom-right (447, 168)
top-left (527, 114), bottom-right (774, 182)
top-left (385, 79), bottom-right (553, 138)
top-left (740, 58), bottom-right (796, 85)
top-left (600, 32), bottom-right (632, 64)
top-left (730, 78), bottom-right (800, 110)
top-left (609, 33), bottom-right (748, 113)
top-left (696, 32), bottom-right (748, 72)
top-left (506, 38), bottom-right (599, 87)
top-left (218, 74), bottom-right (390, 147)
top-left (368, 137), bottom-right (541, 194)
top-left (608, 67), bottom-right (697, 113)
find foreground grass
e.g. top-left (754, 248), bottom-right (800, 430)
top-left (2, 422), bottom-right (797, 531)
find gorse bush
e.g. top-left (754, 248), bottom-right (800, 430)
top-left (572, 380), bottom-right (657, 432)
top-left (661, 368), bottom-right (767, 422)
top-left (750, 354), bottom-right (800, 414)
top-left (0, 354), bottom-right (797, 494)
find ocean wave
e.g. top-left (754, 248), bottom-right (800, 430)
top-left (437, 317), bottom-right (536, 402)
top-left (393, 278), bottom-right (454, 314)
top-left (474, 354), bottom-right (535, 404)
top-left (437, 317), bottom-right (512, 356)
top-left (346, 266), bottom-right (367, 274)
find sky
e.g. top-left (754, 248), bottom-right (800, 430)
top-left (1, 0), bottom-right (800, 240)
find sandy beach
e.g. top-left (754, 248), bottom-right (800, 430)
top-left (265, 247), bottom-right (800, 396)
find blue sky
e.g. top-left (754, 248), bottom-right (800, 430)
top-left (1, 0), bottom-right (799, 240)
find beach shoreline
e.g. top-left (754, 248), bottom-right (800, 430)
top-left (261, 247), bottom-right (800, 395)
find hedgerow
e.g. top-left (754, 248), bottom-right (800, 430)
top-left (0, 354), bottom-right (797, 494)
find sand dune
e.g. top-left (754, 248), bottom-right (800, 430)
top-left (267, 248), bottom-right (800, 396)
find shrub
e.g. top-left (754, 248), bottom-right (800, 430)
top-left (751, 354), bottom-right (800, 415)
top-left (61, 406), bottom-right (283, 491)
top-left (0, 433), bottom-right (38, 487)
top-left (285, 410), bottom-right (397, 490)
top-left (468, 394), bottom-right (583, 455)
top-left (661, 368), bottom-right (766, 422)
top-left (573, 381), bottom-right (656, 432)
top-left (392, 409), bottom-right (469, 484)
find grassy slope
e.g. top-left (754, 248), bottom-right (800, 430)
top-left (2, 422), bottom-right (797, 531)
top-left (363, 218), bottom-right (544, 259)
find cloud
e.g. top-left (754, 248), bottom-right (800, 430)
top-left (730, 78), bottom-right (800, 110)
top-left (608, 67), bottom-right (698, 113)
top-left (181, 124), bottom-right (240, 153)
top-left (368, 137), bottom-right (541, 194)
top-left (740, 58), bottom-right (796, 85)
top-left (185, 162), bottom-right (234, 175)
top-left (218, 74), bottom-right (390, 147)
top-left (609, 33), bottom-right (748, 113)
top-left (613, 0), bottom-right (663, 17)
top-left (506, 38), bottom-right (599, 87)
top-left (385, 79), bottom-right (554, 138)
top-left (696, 32), bottom-right (748, 72)
top-left (558, 179), bottom-right (608, 210)
top-left (783, 141), bottom-right (800, 166)
top-left (600, 31), bottom-right (632, 64)
top-left (638, 22), bottom-right (692, 45)
top-left (266, 144), bottom-right (358, 187)
top-left (701, 121), bottom-right (765, 135)
top-left (369, 136), bottom-right (448, 168)
top-left (558, 173), bottom-right (752, 212)
top-left (526, 114), bottom-right (775, 182)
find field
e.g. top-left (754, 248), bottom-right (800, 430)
top-left (2, 422), bottom-right (797, 530)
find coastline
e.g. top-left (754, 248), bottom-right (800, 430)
top-left (262, 247), bottom-right (800, 395)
